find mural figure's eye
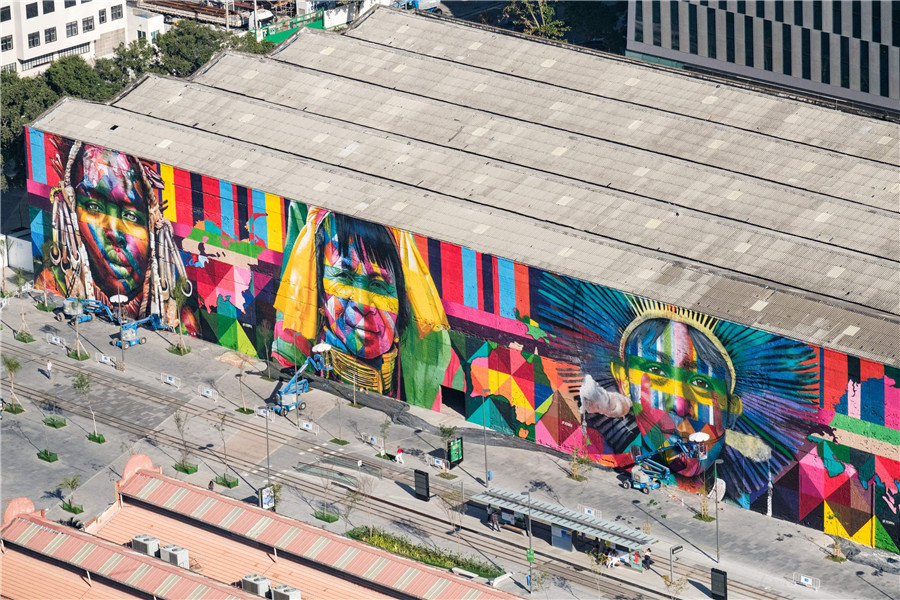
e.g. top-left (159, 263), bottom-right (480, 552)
top-left (122, 209), bottom-right (139, 223)
top-left (85, 200), bottom-right (103, 213)
top-left (647, 365), bottom-right (667, 377)
top-left (690, 377), bottom-right (711, 390)
top-left (369, 277), bottom-right (393, 294)
top-left (335, 270), bottom-right (355, 283)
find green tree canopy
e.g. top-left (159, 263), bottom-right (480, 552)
top-left (1, 72), bottom-right (60, 190)
top-left (45, 55), bottom-right (118, 101)
top-left (156, 19), bottom-right (230, 78)
top-left (503, 1), bottom-right (569, 40)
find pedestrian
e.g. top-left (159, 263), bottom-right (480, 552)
top-left (395, 447), bottom-right (404, 465)
top-left (208, 480), bottom-right (215, 491)
top-left (46, 360), bottom-right (52, 379)
top-left (643, 547), bottom-right (652, 569)
top-left (491, 509), bottom-right (500, 532)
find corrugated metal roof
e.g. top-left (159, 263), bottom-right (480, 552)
top-left (117, 469), bottom-right (516, 600)
top-left (109, 74), bottom-right (898, 317)
top-left (0, 514), bottom-right (256, 600)
top-left (346, 7), bottom-right (899, 164)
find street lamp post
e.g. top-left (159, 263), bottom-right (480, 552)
top-left (669, 545), bottom-right (683, 585)
top-left (481, 388), bottom-right (490, 487)
top-left (527, 490), bottom-right (533, 594)
top-left (259, 406), bottom-right (271, 486)
top-left (714, 459), bottom-right (724, 563)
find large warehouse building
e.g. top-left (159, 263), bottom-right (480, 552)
top-left (26, 8), bottom-right (899, 552)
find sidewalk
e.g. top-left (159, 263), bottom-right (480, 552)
top-left (2, 293), bottom-right (897, 600)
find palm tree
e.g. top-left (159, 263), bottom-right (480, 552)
top-left (2, 353), bottom-right (22, 412)
top-left (59, 474), bottom-right (82, 510)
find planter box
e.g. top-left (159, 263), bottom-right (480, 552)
top-left (15, 332), bottom-right (35, 343)
top-left (215, 474), bottom-right (239, 488)
top-left (44, 416), bottom-right (67, 428)
top-left (174, 462), bottom-right (199, 474)
top-left (3, 404), bottom-right (24, 414)
top-left (62, 501), bottom-right (84, 514)
top-left (87, 432), bottom-right (106, 444)
top-left (38, 449), bottom-right (59, 462)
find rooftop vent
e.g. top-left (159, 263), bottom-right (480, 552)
top-left (159, 544), bottom-right (189, 569)
top-left (242, 574), bottom-right (271, 597)
top-left (131, 534), bottom-right (159, 557)
top-left (272, 584), bottom-right (302, 600)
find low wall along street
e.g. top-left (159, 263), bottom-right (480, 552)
top-left (26, 129), bottom-right (899, 552)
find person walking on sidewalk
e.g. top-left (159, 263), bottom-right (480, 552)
top-left (394, 447), bottom-right (404, 465)
top-left (491, 508), bottom-right (500, 532)
top-left (45, 360), bottom-right (52, 380)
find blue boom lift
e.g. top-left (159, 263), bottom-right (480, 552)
top-left (273, 352), bottom-right (332, 415)
top-left (114, 313), bottom-right (167, 348)
top-left (57, 298), bottom-right (120, 325)
top-left (625, 440), bottom-right (701, 494)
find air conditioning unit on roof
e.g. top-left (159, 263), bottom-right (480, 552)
top-left (159, 544), bottom-right (190, 569)
top-left (241, 574), bottom-right (271, 597)
top-left (272, 583), bottom-right (302, 600)
top-left (131, 534), bottom-right (159, 557)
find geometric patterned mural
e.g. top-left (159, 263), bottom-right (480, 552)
top-left (26, 129), bottom-right (900, 553)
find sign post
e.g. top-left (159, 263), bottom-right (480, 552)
top-left (414, 469), bottom-right (430, 501)
top-left (711, 568), bottom-right (727, 600)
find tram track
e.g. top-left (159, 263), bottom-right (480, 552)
top-left (4, 344), bottom-right (790, 599)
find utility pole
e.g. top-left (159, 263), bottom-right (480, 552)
top-left (527, 490), bottom-right (533, 594)
top-left (481, 387), bottom-right (490, 487)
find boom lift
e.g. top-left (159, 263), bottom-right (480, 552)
top-left (273, 350), bottom-right (332, 415)
top-left (56, 298), bottom-right (119, 325)
top-left (624, 440), bottom-right (702, 494)
top-left (114, 313), bottom-right (167, 348)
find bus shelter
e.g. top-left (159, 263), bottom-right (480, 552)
top-left (470, 488), bottom-right (658, 571)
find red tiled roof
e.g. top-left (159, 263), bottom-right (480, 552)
top-left (119, 469), bottom-right (517, 600)
top-left (1, 513), bottom-right (258, 600)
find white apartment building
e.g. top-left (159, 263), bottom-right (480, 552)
top-left (627, 1), bottom-right (899, 113)
top-left (1, 0), bottom-right (128, 75)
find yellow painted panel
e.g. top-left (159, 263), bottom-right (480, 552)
top-left (160, 164), bottom-right (176, 222)
top-left (265, 193), bottom-right (283, 252)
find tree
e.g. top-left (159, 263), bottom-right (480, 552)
top-left (213, 413), bottom-right (231, 484)
top-left (236, 353), bottom-right (254, 413)
top-left (568, 445), bottom-right (591, 481)
top-left (173, 410), bottom-right (193, 468)
top-left (319, 474), bottom-right (336, 520)
top-left (531, 568), bottom-right (550, 599)
top-left (587, 548), bottom-right (605, 598)
top-left (228, 31), bottom-right (276, 55)
top-left (503, 1), bottom-right (569, 40)
top-left (171, 276), bottom-right (191, 354)
top-left (342, 487), bottom-right (363, 532)
top-left (437, 486), bottom-right (464, 553)
top-left (661, 574), bottom-right (689, 600)
top-left (439, 424), bottom-right (457, 462)
top-left (45, 55), bottom-right (118, 102)
top-left (58, 474), bottom-right (82, 508)
top-left (378, 416), bottom-right (392, 457)
top-left (2, 353), bottom-right (22, 412)
top-left (13, 269), bottom-right (32, 340)
top-left (156, 19), bottom-right (230, 78)
top-left (70, 316), bottom-right (88, 359)
top-left (113, 39), bottom-right (157, 82)
top-left (355, 474), bottom-right (376, 535)
top-left (38, 240), bottom-right (53, 308)
top-left (72, 372), bottom-right (97, 436)
top-left (1, 71), bottom-right (60, 190)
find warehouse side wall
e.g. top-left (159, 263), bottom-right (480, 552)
top-left (26, 129), bottom-right (899, 552)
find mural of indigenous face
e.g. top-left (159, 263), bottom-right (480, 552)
top-left (612, 319), bottom-right (740, 480)
top-left (319, 217), bottom-right (403, 359)
top-left (73, 145), bottom-right (151, 300)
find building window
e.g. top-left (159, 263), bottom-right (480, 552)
top-left (859, 40), bottom-right (869, 93)
top-left (634, 0), bottom-right (644, 42)
top-left (820, 31), bottom-right (830, 83)
top-left (871, 0), bottom-right (881, 44)
top-left (744, 15), bottom-right (754, 67)
top-left (706, 7), bottom-right (717, 59)
top-left (151, 30), bottom-right (159, 42)
top-left (879, 45), bottom-right (889, 97)
top-left (111, 4), bottom-right (122, 19)
top-left (718, 0), bottom-right (727, 10)
top-left (651, 0), bottom-right (661, 46)
top-left (839, 36), bottom-right (850, 88)
top-left (775, 1), bottom-right (784, 22)
top-left (813, 1), bottom-right (822, 29)
top-left (782, 24), bottom-right (792, 75)
top-left (851, 0), bottom-right (861, 38)
top-left (64, 0), bottom-right (75, 6)
top-left (801, 27), bottom-right (811, 79)
top-left (45, 27), bottom-right (57, 43)
top-left (725, 12), bottom-right (735, 63)
top-left (1, 63), bottom-right (16, 73)
top-left (137, 30), bottom-right (146, 40)
top-left (832, 1), bottom-right (842, 35)
top-left (763, 20), bottom-right (773, 70)
top-left (737, 0), bottom-right (745, 14)
top-left (793, 0), bottom-right (803, 25)
top-left (893, 2), bottom-right (899, 46)
top-left (756, 0), bottom-right (765, 18)
top-left (0, 6), bottom-right (9, 21)
top-left (26, 3), bottom-right (39, 18)
top-left (98, 8), bottom-right (106, 23)
top-left (57, 42), bottom-right (89, 57)
top-left (43, 0), bottom-right (55, 14)
top-left (66, 21), bottom-right (77, 37)
top-left (82, 16), bottom-right (94, 32)
top-left (28, 32), bottom-right (40, 48)
top-left (670, 2), bottom-right (680, 51)
top-left (21, 52), bottom-right (53, 69)
top-left (689, 3), bottom-right (699, 53)
top-left (1, 35), bottom-right (12, 52)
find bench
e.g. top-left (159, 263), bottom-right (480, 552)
top-left (501, 523), bottom-right (525, 536)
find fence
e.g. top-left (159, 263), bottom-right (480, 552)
top-left (160, 373), bottom-right (181, 389)
top-left (197, 385), bottom-right (219, 402)
top-left (299, 420), bottom-right (319, 436)
top-left (792, 573), bottom-right (820, 591)
top-left (95, 353), bottom-right (116, 368)
top-left (46, 334), bottom-right (66, 348)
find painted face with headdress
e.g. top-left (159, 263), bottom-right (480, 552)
top-left (73, 145), bottom-right (151, 300)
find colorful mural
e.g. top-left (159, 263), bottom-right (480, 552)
top-left (26, 130), bottom-right (899, 552)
